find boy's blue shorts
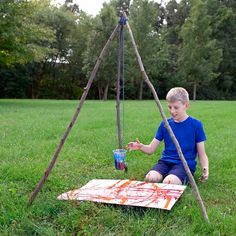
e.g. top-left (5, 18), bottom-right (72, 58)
top-left (149, 159), bottom-right (195, 185)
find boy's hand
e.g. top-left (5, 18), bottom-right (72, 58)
top-left (126, 138), bottom-right (143, 151)
top-left (199, 168), bottom-right (208, 182)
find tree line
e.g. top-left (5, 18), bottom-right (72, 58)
top-left (0, 0), bottom-right (235, 100)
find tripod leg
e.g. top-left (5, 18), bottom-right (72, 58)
top-left (125, 15), bottom-right (209, 224)
top-left (28, 24), bottom-right (120, 206)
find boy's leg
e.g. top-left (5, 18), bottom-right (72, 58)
top-left (145, 160), bottom-right (170, 183)
top-left (145, 170), bottom-right (163, 183)
top-left (163, 164), bottom-right (194, 185)
top-left (163, 174), bottom-right (182, 185)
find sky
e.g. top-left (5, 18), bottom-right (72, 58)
top-left (53, 0), bottom-right (168, 16)
top-left (78, 0), bottom-right (110, 15)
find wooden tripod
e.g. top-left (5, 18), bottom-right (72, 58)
top-left (28, 12), bottom-right (209, 224)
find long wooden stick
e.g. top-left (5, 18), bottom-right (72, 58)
top-left (28, 24), bottom-right (120, 205)
top-left (125, 16), bottom-right (210, 224)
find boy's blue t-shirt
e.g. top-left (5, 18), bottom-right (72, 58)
top-left (155, 116), bottom-right (206, 172)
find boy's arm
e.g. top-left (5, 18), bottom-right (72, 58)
top-left (197, 141), bottom-right (209, 182)
top-left (127, 138), bottom-right (160, 155)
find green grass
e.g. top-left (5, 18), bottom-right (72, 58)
top-left (0, 99), bottom-right (235, 235)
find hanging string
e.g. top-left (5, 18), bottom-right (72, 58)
top-left (115, 22), bottom-right (121, 149)
top-left (115, 14), bottom-right (127, 150)
top-left (121, 22), bottom-right (125, 149)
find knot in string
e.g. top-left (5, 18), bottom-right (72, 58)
top-left (119, 15), bottom-right (127, 26)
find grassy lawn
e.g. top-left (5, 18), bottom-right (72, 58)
top-left (0, 99), bottom-right (235, 235)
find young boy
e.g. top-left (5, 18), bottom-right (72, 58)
top-left (126, 87), bottom-right (209, 185)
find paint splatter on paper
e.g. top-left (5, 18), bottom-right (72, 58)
top-left (58, 179), bottom-right (186, 210)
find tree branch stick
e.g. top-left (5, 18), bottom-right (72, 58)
top-left (125, 16), bottom-right (210, 224)
top-left (28, 24), bottom-right (120, 205)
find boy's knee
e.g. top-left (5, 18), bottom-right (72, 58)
top-left (163, 174), bottom-right (182, 185)
top-left (145, 170), bottom-right (163, 183)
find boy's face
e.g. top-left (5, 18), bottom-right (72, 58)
top-left (167, 100), bottom-right (189, 122)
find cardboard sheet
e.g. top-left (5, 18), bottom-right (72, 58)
top-left (58, 179), bottom-right (186, 210)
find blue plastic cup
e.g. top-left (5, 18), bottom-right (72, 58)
top-left (113, 149), bottom-right (127, 170)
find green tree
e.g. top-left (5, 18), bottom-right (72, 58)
top-left (157, 0), bottom-right (191, 94)
top-left (0, 0), bottom-right (55, 66)
top-left (0, 0), bottom-right (57, 98)
top-left (110, 0), bottom-right (131, 15)
top-left (178, 0), bottom-right (222, 100)
top-left (165, 0), bottom-right (191, 43)
top-left (64, 11), bottom-right (94, 99)
top-left (30, 3), bottom-right (80, 98)
top-left (82, 3), bottom-right (117, 100)
top-left (206, 0), bottom-right (236, 99)
top-left (129, 0), bottom-right (160, 99)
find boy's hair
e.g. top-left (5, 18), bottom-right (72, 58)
top-left (166, 87), bottom-right (189, 104)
